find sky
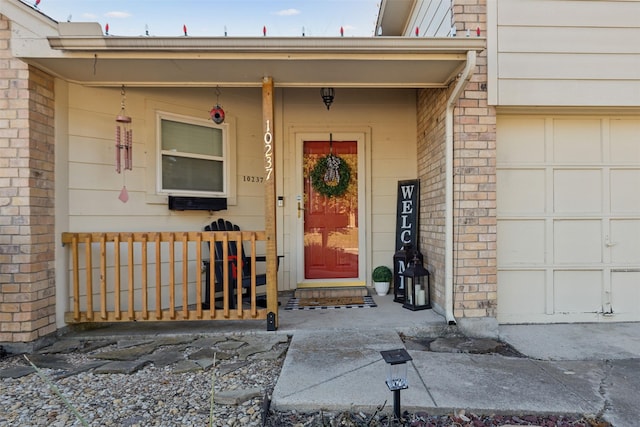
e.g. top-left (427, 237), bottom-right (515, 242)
top-left (29, 0), bottom-right (381, 37)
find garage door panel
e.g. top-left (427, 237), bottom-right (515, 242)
top-left (611, 271), bottom-right (640, 314)
top-left (497, 270), bottom-right (546, 315)
top-left (610, 119), bottom-right (640, 164)
top-left (554, 220), bottom-right (602, 264)
top-left (497, 169), bottom-right (545, 214)
top-left (496, 117), bottom-right (546, 163)
top-left (610, 169), bottom-right (640, 213)
top-left (553, 119), bottom-right (602, 163)
top-left (554, 169), bottom-right (602, 213)
top-left (498, 220), bottom-right (545, 264)
top-left (610, 220), bottom-right (640, 264)
top-left (554, 270), bottom-right (602, 313)
top-left (497, 114), bottom-right (640, 323)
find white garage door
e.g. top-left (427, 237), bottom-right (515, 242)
top-left (497, 116), bottom-right (640, 323)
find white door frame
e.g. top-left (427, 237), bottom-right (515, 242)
top-left (291, 130), bottom-right (368, 287)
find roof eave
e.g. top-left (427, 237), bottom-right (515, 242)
top-left (46, 35), bottom-right (485, 55)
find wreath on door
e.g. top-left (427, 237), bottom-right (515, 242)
top-left (310, 154), bottom-right (351, 198)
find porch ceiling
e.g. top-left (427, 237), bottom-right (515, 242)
top-left (32, 36), bottom-right (485, 88)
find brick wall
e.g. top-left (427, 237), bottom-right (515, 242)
top-left (416, 87), bottom-right (448, 310)
top-left (416, 0), bottom-right (497, 319)
top-left (0, 14), bottom-right (56, 344)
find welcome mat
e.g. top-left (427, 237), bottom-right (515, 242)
top-left (284, 296), bottom-right (377, 310)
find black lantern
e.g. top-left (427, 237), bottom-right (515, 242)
top-left (393, 244), bottom-right (423, 303)
top-left (380, 348), bottom-right (412, 420)
top-left (320, 87), bottom-right (335, 110)
top-left (401, 254), bottom-right (431, 311)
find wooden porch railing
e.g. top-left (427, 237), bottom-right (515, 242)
top-left (61, 231), bottom-right (272, 324)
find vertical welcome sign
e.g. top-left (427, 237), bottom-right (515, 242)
top-left (395, 179), bottom-right (419, 251)
top-left (393, 179), bottom-right (419, 301)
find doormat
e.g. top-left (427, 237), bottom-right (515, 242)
top-left (284, 296), bottom-right (377, 310)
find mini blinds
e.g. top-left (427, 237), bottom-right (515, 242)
top-left (160, 118), bottom-right (225, 194)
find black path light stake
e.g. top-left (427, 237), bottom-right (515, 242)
top-left (380, 348), bottom-right (412, 420)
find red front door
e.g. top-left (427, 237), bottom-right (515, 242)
top-left (303, 140), bottom-right (358, 279)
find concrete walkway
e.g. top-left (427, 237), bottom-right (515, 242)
top-left (45, 293), bottom-right (640, 426)
top-left (271, 295), bottom-right (640, 427)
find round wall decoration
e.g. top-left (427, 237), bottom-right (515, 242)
top-left (310, 154), bottom-right (351, 198)
top-left (210, 105), bottom-right (225, 124)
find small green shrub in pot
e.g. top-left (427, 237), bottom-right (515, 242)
top-left (372, 266), bottom-right (392, 283)
top-left (372, 266), bottom-right (392, 295)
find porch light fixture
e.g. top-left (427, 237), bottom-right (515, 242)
top-left (401, 253), bottom-right (431, 311)
top-left (320, 87), bottom-right (335, 110)
top-left (380, 348), bottom-right (412, 420)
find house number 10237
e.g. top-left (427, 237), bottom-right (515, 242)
top-left (243, 175), bottom-right (264, 183)
top-left (264, 120), bottom-right (273, 181)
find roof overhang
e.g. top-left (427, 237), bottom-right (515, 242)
top-left (5, 4), bottom-right (485, 89)
top-left (40, 36), bottom-right (485, 88)
top-left (376, 0), bottom-right (417, 36)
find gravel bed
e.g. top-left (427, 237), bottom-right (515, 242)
top-left (1, 339), bottom-right (612, 427)
top-left (0, 341), bottom-right (283, 427)
top-left (264, 410), bottom-right (611, 426)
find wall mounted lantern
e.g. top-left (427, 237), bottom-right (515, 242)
top-left (320, 87), bottom-right (335, 110)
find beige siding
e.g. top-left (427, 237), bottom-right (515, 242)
top-left (489, 0), bottom-right (640, 106)
top-left (281, 88), bottom-right (417, 290)
top-left (60, 85), bottom-right (417, 297)
top-left (407, 0), bottom-right (453, 37)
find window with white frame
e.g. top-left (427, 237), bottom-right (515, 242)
top-left (158, 112), bottom-right (228, 196)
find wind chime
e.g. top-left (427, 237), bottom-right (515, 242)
top-left (115, 85), bottom-right (132, 202)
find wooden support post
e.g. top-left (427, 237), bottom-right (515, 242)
top-left (262, 76), bottom-right (278, 331)
top-left (72, 235), bottom-right (80, 321)
top-left (127, 234), bottom-right (135, 320)
top-left (100, 235), bottom-right (107, 320)
top-left (141, 234), bottom-right (149, 320)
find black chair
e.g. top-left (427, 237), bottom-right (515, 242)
top-left (202, 219), bottom-right (270, 309)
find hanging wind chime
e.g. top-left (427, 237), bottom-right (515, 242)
top-left (115, 85), bottom-right (132, 202)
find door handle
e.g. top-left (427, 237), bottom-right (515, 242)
top-left (297, 201), bottom-right (304, 218)
top-left (605, 236), bottom-right (618, 247)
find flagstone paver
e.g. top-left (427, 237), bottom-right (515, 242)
top-left (94, 359), bottom-right (151, 374)
top-left (216, 387), bottom-right (263, 405)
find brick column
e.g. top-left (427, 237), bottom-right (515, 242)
top-left (0, 15), bottom-right (56, 345)
top-left (451, 0), bottom-right (497, 319)
top-left (416, 0), bottom-right (497, 321)
top-left (416, 88), bottom-right (448, 311)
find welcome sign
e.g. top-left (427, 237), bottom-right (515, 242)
top-left (395, 179), bottom-right (419, 251)
top-left (393, 179), bottom-right (420, 302)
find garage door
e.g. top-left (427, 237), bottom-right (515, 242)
top-left (497, 116), bottom-right (640, 323)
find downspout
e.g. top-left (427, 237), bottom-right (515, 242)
top-left (444, 50), bottom-right (476, 325)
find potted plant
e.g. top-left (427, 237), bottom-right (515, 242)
top-left (372, 265), bottom-right (392, 296)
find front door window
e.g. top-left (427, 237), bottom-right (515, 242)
top-left (303, 140), bottom-right (358, 279)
